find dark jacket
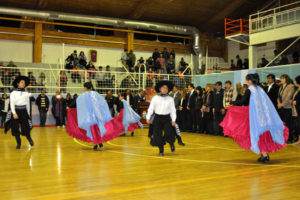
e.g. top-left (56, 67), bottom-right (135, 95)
top-left (233, 89), bottom-right (250, 106)
top-left (203, 91), bottom-right (214, 110)
top-left (194, 94), bottom-right (202, 110)
top-left (123, 93), bottom-right (134, 107)
top-left (36, 94), bottom-right (50, 111)
top-left (213, 89), bottom-right (224, 111)
top-left (171, 92), bottom-right (181, 110)
top-left (51, 96), bottom-right (67, 117)
top-left (133, 94), bottom-right (145, 112)
top-left (186, 91), bottom-right (197, 109)
top-left (294, 90), bottom-right (300, 116)
top-left (264, 83), bottom-right (279, 108)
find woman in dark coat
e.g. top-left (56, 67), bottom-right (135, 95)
top-left (201, 84), bottom-right (214, 134)
top-left (51, 91), bottom-right (67, 127)
top-left (292, 76), bottom-right (300, 143)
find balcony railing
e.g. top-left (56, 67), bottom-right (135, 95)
top-left (249, 1), bottom-right (300, 33)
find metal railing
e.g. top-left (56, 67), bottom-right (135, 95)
top-left (0, 66), bottom-right (193, 95)
top-left (249, 1), bottom-right (300, 33)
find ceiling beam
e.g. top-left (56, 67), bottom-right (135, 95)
top-left (128, 0), bottom-right (151, 20)
top-left (207, 0), bottom-right (248, 24)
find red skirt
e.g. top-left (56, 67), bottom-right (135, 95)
top-left (220, 106), bottom-right (289, 153)
top-left (66, 108), bottom-right (139, 144)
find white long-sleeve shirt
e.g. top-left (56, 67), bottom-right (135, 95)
top-left (10, 90), bottom-right (30, 115)
top-left (146, 95), bottom-right (176, 122)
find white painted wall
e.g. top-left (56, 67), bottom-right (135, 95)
top-left (0, 39), bottom-right (191, 70)
top-left (228, 40), bottom-right (276, 64)
top-left (0, 39), bottom-right (33, 62)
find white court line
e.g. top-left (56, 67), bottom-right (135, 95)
top-left (106, 148), bottom-right (300, 169)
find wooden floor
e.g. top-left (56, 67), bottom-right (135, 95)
top-left (1, 128), bottom-right (300, 200)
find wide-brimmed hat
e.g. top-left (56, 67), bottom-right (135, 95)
top-left (12, 76), bottom-right (30, 88)
top-left (155, 80), bottom-right (174, 93)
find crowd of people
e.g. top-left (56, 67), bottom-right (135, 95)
top-left (121, 48), bottom-right (190, 75)
top-left (168, 73), bottom-right (300, 145)
top-left (1, 71), bottom-right (299, 148)
top-left (230, 49), bottom-right (300, 71)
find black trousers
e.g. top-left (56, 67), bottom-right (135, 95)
top-left (1, 111), bottom-right (7, 126)
top-left (278, 108), bottom-right (292, 140)
top-left (187, 108), bottom-right (197, 131)
top-left (55, 117), bottom-right (65, 126)
top-left (213, 111), bottom-right (224, 135)
top-left (195, 110), bottom-right (203, 132)
top-left (203, 111), bottom-right (213, 134)
top-left (291, 116), bottom-right (300, 138)
top-left (39, 109), bottom-right (48, 127)
top-left (12, 108), bottom-right (33, 146)
top-left (151, 114), bottom-right (175, 147)
top-left (177, 110), bottom-right (186, 131)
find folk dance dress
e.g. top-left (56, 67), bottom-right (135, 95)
top-left (220, 86), bottom-right (289, 154)
top-left (66, 91), bottom-right (142, 145)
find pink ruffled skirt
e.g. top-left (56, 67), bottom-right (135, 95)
top-left (220, 106), bottom-right (289, 153)
top-left (66, 108), bottom-right (139, 144)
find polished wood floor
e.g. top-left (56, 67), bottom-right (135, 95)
top-left (0, 127), bottom-right (300, 200)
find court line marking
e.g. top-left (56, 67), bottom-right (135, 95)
top-left (106, 149), bottom-right (300, 169)
top-left (40, 166), bottom-right (284, 200)
top-left (107, 141), bottom-right (213, 150)
top-left (73, 139), bottom-right (300, 169)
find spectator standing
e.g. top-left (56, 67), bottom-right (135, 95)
top-left (194, 87), bottom-right (203, 133)
top-left (51, 91), bottom-right (66, 127)
top-left (186, 84), bottom-right (197, 132)
top-left (0, 93), bottom-right (9, 127)
top-left (292, 76), bottom-right (300, 143)
top-left (280, 53), bottom-right (289, 65)
top-left (127, 50), bottom-right (136, 68)
top-left (133, 89), bottom-right (145, 114)
top-left (71, 65), bottom-right (81, 83)
top-left (152, 48), bottom-right (160, 62)
top-left (264, 74), bottom-right (279, 108)
top-left (121, 49), bottom-right (128, 66)
top-left (170, 49), bottom-right (176, 59)
top-left (201, 84), bottom-right (214, 134)
top-left (292, 50), bottom-right (299, 63)
top-left (162, 48), bottom-right (170, 61)
top-left (157, 54), bottom-right (166, 73)
top-left (167, 54), bottom-right (175, 74)
top-left (59, 71), bottom-right (68, 93)
top-left (213, 82), bottom-right (224, 136)
top-left (236, 55), bottom-right (243, 70)
top-left (223, 81), bottom-right (237, 111)
top-left (123, 89), bottom-right (134, 107)
top-left (36, 89), bottom-right (50, 127)
top-left (78, 51), bottom-right (87, 68)
top-left (278, 74), bottom-right (294, 143)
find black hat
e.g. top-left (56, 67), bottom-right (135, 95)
top-left (155, 80), bottom-right (174, 93)
top-left (12, 76), bottom-right (30, 88)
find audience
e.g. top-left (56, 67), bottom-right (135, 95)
top-left (0, 93), bottom-right (9, 127)
top-left (36, 89), bottom-right (50, 127)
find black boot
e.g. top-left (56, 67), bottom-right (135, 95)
top-left (158, 146), bottom-right (164, 156)
top-left (26, 135), bottom-right (34, 147)
top-left (15, 136), bottom-right (21, 149)
top-left (170, 143), bottom-right (175, 152)
top-left (93, 145), bottom-right (98, 150)
top-left (177, 136), bottom-right (185, 146)
top-left (258, 154), bottom-right (270, 163)
top-left (131, 131), bottom-right (134, 136)
top-left (99, 143), bottom-right (103, 148)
